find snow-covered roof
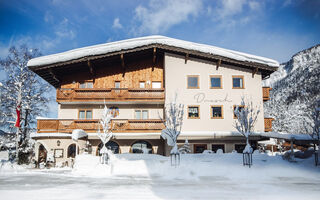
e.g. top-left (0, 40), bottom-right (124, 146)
top-left (27, 35), bottom-right (279, 68)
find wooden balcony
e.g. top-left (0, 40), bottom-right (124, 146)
top-left (37, 119), bottom-right (165, 133)
top-left (262, 87), bottom-right (272, 101)
top-left (264, 118), bottom-right (274, 132)
top-left (56, 88), bottom-right (165, 103)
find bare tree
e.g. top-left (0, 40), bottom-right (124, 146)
top-left (0, 45), bottom-right (51, 164)
top-left (234, 98), bottom-right (260, 154)
top-left (98, 105), bottom-right (113, 164)
top-left (161, 94), bottom-right (184, 165)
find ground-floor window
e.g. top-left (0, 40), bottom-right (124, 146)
top-left (97, 141), bottom-right (120, 155)
top-left (67, 144), bottom-right (76, 158)
top-left (194, 144), bottom-right (207, 153)
top-left (212, 144), bottom-right (225, 153)
top-left (234, 144), bottom-right (246, 153)
top-left (106, 141), bottom-right (120, 154)
top-left (131, 140), bottom-right (153, 154)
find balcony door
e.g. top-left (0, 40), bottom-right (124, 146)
top-left (135, 110), bottom-right (148, 120)
top-left (115, 81), bottom-right (121, 93)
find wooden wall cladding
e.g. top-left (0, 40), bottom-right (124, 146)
top-left (60, 52), bottom-right (164, 89)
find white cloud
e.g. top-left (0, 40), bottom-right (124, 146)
top-left (132, 0), bottom-right (202, 35)
top-left (216, 0), bottom-right (246, 19)
top-left (112, 18), bottom-right (123, 29)
top-left (212, 0), bottom-right (262, 28)
top-left (44, 11), bottom-right (54, 23)
top-left (54, 18), bottom-right (76, 39)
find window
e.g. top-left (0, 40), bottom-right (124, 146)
top-left (139, 81), bottom-right (146, 88)
top-left (152, 81), bottom-right (161, 89)
top-left (114, 81), bottom-right (121, 88)
top-left (211, 106), bottom-right (223, 119)
top-left (210, 75), bottom-right (222, 89)
top-left (78, 110), bottom-right (92, 119)
top-left (234, 144), bottom-right (246, 153)
top-left (67, 144), bottom-right (76, 158)
top-left (194, 144), bottom-right (207, 153)
top-left (187, 75), bottom-right (199, 89)
top-left (106, 141), bottom-right (120, 154)
top-left (212, 144), bottom-right (225, 153)
top-left (233, 105), bottom-right (245, 118)
top-left (135, 110), bottom-right (148, 119)
top-left (232, 76), bottom-right (244, 89)
top-left (79, 81), bottom-right (93, 88)
top-left (131, 140), bottom-right (153, 154)
top-left (188, 106), bottom-right (200, 119)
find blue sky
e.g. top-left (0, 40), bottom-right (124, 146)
top-left (0, 0), bottom-right (319, 63)
top-left (0, 0), bottom-right (319, 118)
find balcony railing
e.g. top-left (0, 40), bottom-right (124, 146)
top-left (262, 87), bottom-right (272, 101)
top-left (37, 119), bottom-right (165, 133)
top-left (56, 88), bottom-right (165, 103)
top-left (264, 118), bottom-right (274, 132)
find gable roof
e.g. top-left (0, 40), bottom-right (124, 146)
top-left (28, 35), bottom-right (279, 69)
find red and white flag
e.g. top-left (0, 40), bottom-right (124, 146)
top-left (15, 105), bottom-right (21, 128)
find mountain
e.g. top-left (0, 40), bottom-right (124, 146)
top-left (263, 44), bottom-right (320, 134)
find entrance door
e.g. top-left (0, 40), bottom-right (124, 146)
top-left (194, 144), bottom-right (207, 153)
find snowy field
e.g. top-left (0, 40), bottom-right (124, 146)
top-left (1, 153), bottom-right (320, 200)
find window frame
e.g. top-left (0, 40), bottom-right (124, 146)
top-left (187, 105), bottom-right (200, 119)
top-left (139, 81), bottom-right (146, 89)
top-left (209, 75), bottom-right (222, 89)
top-left (210, 105), bottom-right (224, 119)
top-left (134, 109), bottom-right (149, 120)
top-left (114, 81), bottom-right (121, 88)
top-left (79, 80), bottom-right (94, 88)
top-left (211, 144), bottom-right (226, 153)
top-left (233, 105), bottom-right (245, 119)
top-left (232, 75), bottom-right (244, 89)
top-left (151, 81), bottom-right (162, 89)
top-left (187, 75), bottom-right (200, 89)
top-left (78, 109), bottom-right (93, 119)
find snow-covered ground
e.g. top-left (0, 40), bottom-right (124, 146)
top-left (1, 153), bottom-right (320, 200)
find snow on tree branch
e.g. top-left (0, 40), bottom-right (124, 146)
top-left (234, 97), bottom-right (260, 153)
top-left (161, 93), bottom-right (184, 154)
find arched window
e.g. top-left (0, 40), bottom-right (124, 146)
top-left (131, 140), bottom-right (153, 154)
top-left (67, 144), bottom-right (76, 158)
top-left (38, 144), bottom-right (47, 163)
top-left (97, 141), bottom-right (120, 155)
top-left (106, 141), bottom-right (120, 154)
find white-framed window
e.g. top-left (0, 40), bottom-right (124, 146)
top-left (135, 110), bottom-right (148, 119)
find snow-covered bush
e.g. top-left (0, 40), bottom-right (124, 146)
top-left (178, 139), bottom-right (191, 154)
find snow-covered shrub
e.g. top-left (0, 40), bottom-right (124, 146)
top-left (216, 149), bottom-right (223, 154)
top-left (178, 139), bottom-right (191, 154)
top-left (202, 150), bottom-right (213, 154)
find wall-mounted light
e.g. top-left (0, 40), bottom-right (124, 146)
top-left (57, 140), bottom-right (61, 146)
